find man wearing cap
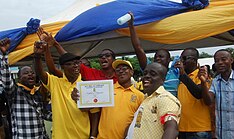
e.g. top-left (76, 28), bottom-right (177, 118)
top-left (72, 59), bottom-right (144, 139)
top-left (34, 41), bottom-right (99, 139)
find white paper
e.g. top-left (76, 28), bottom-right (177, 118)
top-left (77, 80), bottom-right (114, 108)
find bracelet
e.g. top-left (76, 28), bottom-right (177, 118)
top-left (90, 136), bottom-right (96, 139)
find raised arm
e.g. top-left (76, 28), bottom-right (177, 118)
top-left (198, 66), bottom-right (214, 105)
top-left (34, 41), bottom-right (48, 85)
top-left (0, 38), bottom-right (15, 94)
top-left (128, 13), bottom-right (148, 70)
top-left (37, 27), bottom-right (64, 77)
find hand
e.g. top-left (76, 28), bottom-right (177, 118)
top-left (198, 66), bottom-right (208, 83)
top-left (71, 88), bottom-right (80, 102)
top-left (128, 11), bottom-right (134, 27)
top-left (174, 61), bottom-right (185, 75)
top-left (0, 38), bottom-right (10, 54)
top-left (37, 27), bottom-right (56, 46)
top-left (34, 41), bottom-right (47, 55)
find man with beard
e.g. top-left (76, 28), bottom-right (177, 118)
top-left (205, 49), bottom-right (234, 139)
top-left (71, 59), bottom-right (144, 139)
top-left (1, 38), bottom-right (51, 138)
top-left (126, 63), bottom-right (181, 139)
top-left (174, 48), bottom-right (212, 138)
top-left (34, 41), bottom-right (99, 139)
top-left (128, 13), bottom-right (180, 97)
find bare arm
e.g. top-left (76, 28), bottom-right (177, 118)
top-left (34, 41), bottom-right (48, 85)
top-left (128, 13), bottom-right (147, 70)
top-left (44, 43), bottom-right (63, 77)
top-left (162, 120), bottom-right (178, 139)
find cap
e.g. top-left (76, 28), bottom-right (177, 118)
top-left (112, 59), bottom-right (133, 70)
top-left (59, 53), bottom-right (81, 65)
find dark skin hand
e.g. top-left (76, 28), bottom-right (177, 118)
top-left (0, 38), bottom-right (10, 54)
top-left (174, 61), bottom-right (185, 75)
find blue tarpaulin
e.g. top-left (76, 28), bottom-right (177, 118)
top-left (0, 18), bottom-right (40, 52)
top-left (55, 0), bottom-right (209, 42)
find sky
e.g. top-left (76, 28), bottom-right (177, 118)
top-left (0, 0), bottom-right (233, 56)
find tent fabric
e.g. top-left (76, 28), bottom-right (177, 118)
top-left (55, 0), bottom-right (209, 42)
top-left (0, 18), bottom-right (40, 52)
top-left (116, 0), bottom-right (234, 44)
top-left (8, 21), bottom-right (68, 65)
top-left (5, 0), bottom-right (234, 65)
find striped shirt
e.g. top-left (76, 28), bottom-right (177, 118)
top-left (1, 54), bottom-right (51, 139)
top-left (209, 70), bottom-right (234, 139)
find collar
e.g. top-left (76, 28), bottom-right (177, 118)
top-left (188, 68), bottom-right (199, 77)
top-left (114, 82), bottom-right (135, 92)
top-left (17, 83), bottom-right (39, 95)
top-left (62, 73), bottom-right (82, 84)
top-left (147, 86), bottom-right (166, 98)
top-left (217, 69), bottom-right (234, 81)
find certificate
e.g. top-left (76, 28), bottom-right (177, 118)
top-left (77, 80), bottom-right (114, 108)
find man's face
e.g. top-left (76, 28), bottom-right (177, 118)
top-left (142, 64), bottom-right (163, 94)
top-left (62, 59), bottom-right (81, 77)
top-left (115, 64), bottom-right (133, 85)
top-left (153, 50), bottom-right (170, 68)
top-left (98, 50), bottom-right (115, 69)
top-left (214, 51), bottom-right (233, 74)
top-left (180, 49), bottom-right (197, 71)
top-left (19, 66), bottom-right (36, 88)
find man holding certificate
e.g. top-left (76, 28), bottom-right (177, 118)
top-left (34, 42), bottom-right (100, 139)
top-left (72, 59), bottom-right (144, 139)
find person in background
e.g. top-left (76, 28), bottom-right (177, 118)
top-left (205, 49), bottom-right (234, 139)
top-left (34, 41), bottom-right (100, 139)
top-left (174, 48), bottom-right (212, 139)
top-left (128, 12), bottom-right (180, 97)
top-left (1, 38), bottom-right (51, 139)
top-left (126, 62), bottom-right (181, 139)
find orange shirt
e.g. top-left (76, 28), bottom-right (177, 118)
top-left (178, 69), bottom-right (211, 132)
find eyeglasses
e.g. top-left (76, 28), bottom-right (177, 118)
top-left (180, 56), bottom-right (196, 61)
top-left (98, 53), bottom-right (113, 58)
top-left (115, 66), bottom-right (130, 73)
top-left (64, 60), bottom-right (81, 66)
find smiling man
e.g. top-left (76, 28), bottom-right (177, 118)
top-left (1, 38), bottom-right (51, 139)
top-left (127, 62), bottom-right (181, 139)
top-left (34, 41), bottom-right (100, 139)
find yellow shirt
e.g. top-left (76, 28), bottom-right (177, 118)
top-left (98, 82), bottom-right (144, 139)
top-left (132, 86), bottom-right (181, 139)
top-left (178, 69), bottom-right (211, 132)
top-left (44, 73), bottom-right (90, 139)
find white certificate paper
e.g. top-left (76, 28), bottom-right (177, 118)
top-left (77, 80), bottom-right (114, 108)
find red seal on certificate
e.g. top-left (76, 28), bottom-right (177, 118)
top-left (93, 98), bottom-right (98, 103)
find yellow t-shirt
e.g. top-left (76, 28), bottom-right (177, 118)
top-left (132, 86), bottom-right (181, 139)
top-left (178, 69), bottom-right (211, 132)
top-left (97, 82), bottom-right (144, 139)
top-left (44, 73), bottom-right (90, 139)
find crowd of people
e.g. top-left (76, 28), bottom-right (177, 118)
top-left (0, 14), bottom-right (233, 139)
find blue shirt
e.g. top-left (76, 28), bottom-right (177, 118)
top-left (146, 57), bottom-right (180, 97)
top-left (209, 70), bottom-right (234, 139)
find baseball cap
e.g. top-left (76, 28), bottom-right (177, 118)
top-left (59, 53), bottom-right (81, 65)
top-left (112, 59), bottom-right (133, 70)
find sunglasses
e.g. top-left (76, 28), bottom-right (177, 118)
top-left (180, 56), bottom-right (196, 61)
top-left (98, 53), bottom-right (113, 58)
top-left (115, 66), bottom-right (130, 73)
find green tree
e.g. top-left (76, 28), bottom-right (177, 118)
top-left (199, 52), bottom-right (212, 58)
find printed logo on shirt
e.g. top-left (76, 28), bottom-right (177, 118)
top-left (151, 105), bottom-right (157, 114)
top-left (135, 106), bottom-right (143, 128)
top-left (130, 94), bottom-right (137, 103)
